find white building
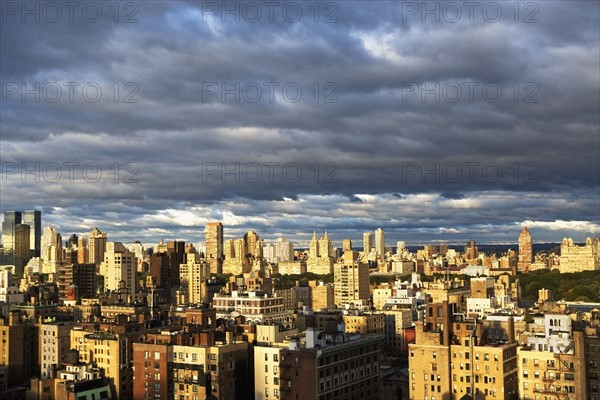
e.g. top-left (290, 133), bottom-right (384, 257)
top-left (100, 242), bottom-right (137, 293)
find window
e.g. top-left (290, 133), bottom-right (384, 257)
top-left (154, 352), bottom-right (160, 360)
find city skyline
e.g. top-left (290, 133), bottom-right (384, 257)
top-left (0, 210), bottom-right (597, 250)
top-left (1, 1), bottom-right (598, 246)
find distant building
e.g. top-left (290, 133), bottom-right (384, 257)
top-left (375, 228), bottom-right (385, 259)
top-left (179, 255), bottom-right (210, 304)
top-left (100, 242), bottom-right (136, 294)
top-left (518, 226), bottom-right (533, 272)
top-left (334, 255), bottom-right (369, 307)
top-left (307, 232), bottom-right (334, 274)
top-left (14, 224), bottom-right (31, 276)
top-left (22, 210), bottom-right (42, 258)
top-left (559, 237), bottom-right (600, 272)
top-left (88, 228), bottom-right (107, 267)
top-left (41, 226), bottom-right (63, 274)
top-left (1, 211), bottom-right (22, 266)
top-left (205, 222), bottom-right (224, 274)
top-left (310, 281), bottom-right (335, 311)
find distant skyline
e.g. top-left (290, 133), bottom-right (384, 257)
top-left (1, 1), bottom-right (598, 246)
top-left (0, 210), bottom-right (597, 249)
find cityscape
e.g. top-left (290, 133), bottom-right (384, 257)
top-left (1, 1), bottom-right (599, 400)
top-left (0, 210), bottom-right (599, 399)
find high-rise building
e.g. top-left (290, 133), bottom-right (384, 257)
top-left (559, 237), bottom-right (600, 272)
top-left (14, 224), bottom-right (31, 276)
top-left (133, 332), bottom-right (249, 400)
top-left (334, 258), bottom-right (370, 307)
top-left (167, 240), bottom-right (185, 287)
top-left (518, 226), bottom-right (533, 272)
top-left (342, 239), bottom-right (353, 253)
top-left (309, 281), bottom-right (334, 311)
top-left (77, 237), bottom-right (88, 264)
top-left (70, 327), bottom-right (136, 400)
top-left (1, 211), bottom-right (21, 265)
top-left (0, 312), bottom-right (39, 390)
top-left (41, 226), bottom-right (62, 274)
top-left (22, 210), bottom-right (41, 257)
top-left (464, 239), bottom-right (478, 260)
top-left (39, 322), bottom-right (75, 379)
top-left (205, 222), bottom-right (223, 274)
top-left (275, 237), bottom-right (294, 262)
top-left (375, 228), bottom-right (385, 258)
top-left (363, 232), bottom-right (373, 254)
top-left (396, 241), bottom-right (406, 255)
top-left (100, 242), bottom-right (136, 294)
top-left (57, 263), bottom-right (96, 300)
top-left (66, 234), bottom-right (78, 249)
top-left (88, 227), bottom-right (107, 267)
top-left (307, 232), bottom-right (334, 274)
top-left (408, 302), bottom-right (519, 400)
top-left (244, 230), bottom-right (260, 258)
top-left (179, 255), bottom-right (210, 304)
top-left (224, 239), bottom-right (236, 259)
top-left (278, 330), bottom-right (384, 400)
top-left (223, 238), bottom-right (250, 275)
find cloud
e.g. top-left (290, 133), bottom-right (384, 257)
top-left (1, 1), bottom-right (598, 246)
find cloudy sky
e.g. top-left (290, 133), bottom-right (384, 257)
top-left (1, 0), bottom-right (599, 247)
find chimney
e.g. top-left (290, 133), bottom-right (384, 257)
top-left (507, 317), bottom-right (515, 343)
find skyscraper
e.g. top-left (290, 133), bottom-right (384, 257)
top-left (224, 239), bottom-right (236, 259)
top-left (518, 226), bottom-right (533, 272)
top-left (14, 224), bottom-right (31, 276)
top-left (1, 211), bottom-right (21, 265)
top-left (41, 226), bottom-right (62, 274)
top-left (375, 228), bottom-right (385, 258)
top-left (100, 242), bottom-right (136, 293)
top-left (22, 210), bottom-right (41, 257)
top-left (396, 241), bottom-right (406, 255)
top-left (363, 232), bottom-right (373, 254)
top-left (464, 239), bottom-right (478, 259)
top-left (167, 240), bottom-right (185, 287)
top-left (243, 230), bottom-right (259, 258)
top-left (334, 259), bottom-right (370, 307)
top-left (88, 227), bottom-right (107, 267)
top-left (77, 237), bottom-right (89, 264)
top-left (205, 222), bottom-right (223, 274)
top-left (342, 239), bottom-right (353, 253)
top-left (273, 237), bottom-right (293, 262)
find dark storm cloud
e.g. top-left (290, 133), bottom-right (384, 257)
top-left (1, 1), bottom-right (598, 245)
